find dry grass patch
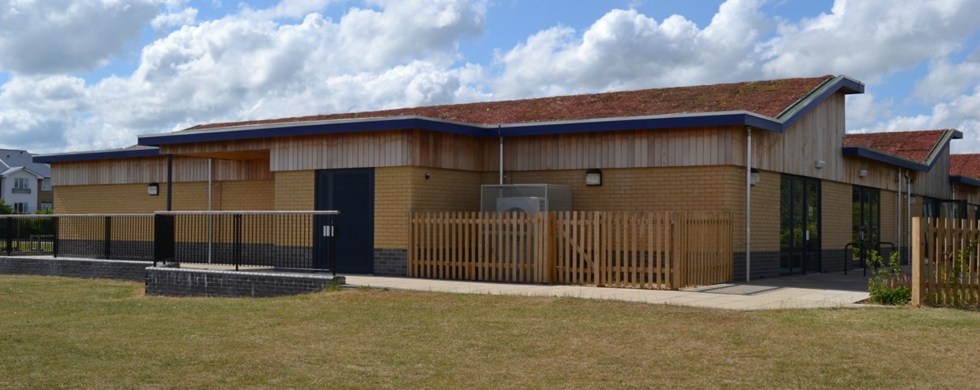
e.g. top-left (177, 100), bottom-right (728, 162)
top-left (1, 275), bottom-right (979, 389)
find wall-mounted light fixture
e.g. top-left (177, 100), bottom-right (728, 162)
top-left (750, 168), bottom-right (761, 186)
top-left (815, 160), bottom-right (826, 169)
top-left (147, 183), bottom-right (159, 196)
top-left (424, 172), bottom-right (431, 180)
top-left (858, 169), bottom-right (868, 177)
top-left (585, 168), bottom-right (602, 186)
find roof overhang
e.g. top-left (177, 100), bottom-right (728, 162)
top-left (841, 146), bottom-right (930, 172)
top-left (33, 147), bottom-right (160, 164)
top-left (951, 175), bottom-right (980, 188)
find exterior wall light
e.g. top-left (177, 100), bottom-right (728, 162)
top-left (148, 183), bottom-right (159, 196)
top-left (815, 160), bottom-right (826, 169)
top-left (750, 168), bottom-right (760, 186)
top-left (858, 169), bottom-right (868, 177)
top-left (585, 169), bottom-right (602, 186)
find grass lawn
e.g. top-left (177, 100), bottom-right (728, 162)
top-left (1, 275), bottom-right (979, 389)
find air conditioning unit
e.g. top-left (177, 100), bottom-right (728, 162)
top-left (496, 197), bottom-right (546, 214)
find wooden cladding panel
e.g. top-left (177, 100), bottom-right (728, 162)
top-left (750, 94), bottom-right (846, 181)
top-left (490, 127), bottom-right (738, 171)
top-left (269, 130), bottom-right (487, 171)
top-left (911, 147), bottom-right (954, 200)
top-left (52, 156), bottom-right (272, 186)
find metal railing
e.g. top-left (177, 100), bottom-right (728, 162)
top-left (154, 211), bottom-right (339, 274)
top-left (1, 211), bottom-right (339, 274)
top-left (843, 241), bottom-right (896, 276)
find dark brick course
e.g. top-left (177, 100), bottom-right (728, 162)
top-left (0, 256), bottom-right (148, 281)
top-left (374, 248), bottom-right (407, 276)
top-left (145, 267), bottom-right (344, 297)
top-left (732, 251), bottom-right (781, 282)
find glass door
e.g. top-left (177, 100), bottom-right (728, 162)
top-left (780, 175), bottom-right (821, 274)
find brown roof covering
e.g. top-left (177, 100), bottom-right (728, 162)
top-left (188, 76), bottom-right (834, 131)
top-left (951, 154), bottom-right (980, 179)
top-left (842, 130), bottom-right (947, 164)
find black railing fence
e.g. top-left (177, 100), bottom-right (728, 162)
top-left (1, 211), bottom-right (338, 274)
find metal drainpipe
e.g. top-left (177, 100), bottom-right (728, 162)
top-left (166, 154), bottom-right (173, 211)
top-left (207, 158), bottom-right (213, 264)
top-left (897, 169), bottom-right (902, 264)
top-left (498, 125), bottom-right (504, 185)
top-left (746, 126), bottom-right (752, 282)
top-left (905, 171), bottom-right (912, 264)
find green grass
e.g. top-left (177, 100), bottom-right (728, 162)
top-left (2, 275), bottom-right (980, 389)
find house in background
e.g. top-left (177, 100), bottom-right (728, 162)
top-left (0, 149), bottom-right (52, 213)
top-left (33, 74), bottom-right (980, 280)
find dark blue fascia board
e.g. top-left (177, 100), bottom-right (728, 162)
top-left (777, 76), bottom-right (864, 131)
top-left (138, 117), bottom-right (487, 146)
top-left (33, 148), bottom-right (160, 164)
top-left (951, 175), bottom-right (980, 188)
top-left (500, 112), bottom-right (781, 136)
top-left (841, 146), bottom-right (929, 172)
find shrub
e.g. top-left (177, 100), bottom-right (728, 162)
top-left (866, 250), bottom-right (911, 305)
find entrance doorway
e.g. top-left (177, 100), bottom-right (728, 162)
top-left (314, 168), bottom-right (374, 273)
top-left (780, 175), bottom-right (821, 274)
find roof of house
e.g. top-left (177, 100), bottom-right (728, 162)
top-left (1, 166), bottom-right (45, 179)
top-left (0, 148), bottom-right (50, 177)
top-left (188, 76), bottom-right (835, 131)
top-left (36, 75), bottom-right (865, 163)
top-left (950, 154), bottom-right (980, 187)
top-left (841, 130), bottom-right (961, 171)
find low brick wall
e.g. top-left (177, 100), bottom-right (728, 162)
top-left (145, 267), bottom-right (344, 297)
top-left (0, 256), bottom-right (149, 281)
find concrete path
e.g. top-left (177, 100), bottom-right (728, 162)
top-left (343, 271), bottom-right (872, 311)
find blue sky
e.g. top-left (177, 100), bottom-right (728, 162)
top-left (1, 0), bottom-right (979, 153)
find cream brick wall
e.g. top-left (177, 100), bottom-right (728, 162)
top-left (274, 170), bottom-right (314, 210)
top-left (821, 180), bottom-right (852, 251)
top-left (748, 170), bottom-right (780, 253)
top-left (55, 179), bottom-right (273, 214)
top-left (374, 166), bottom-right (483, 249)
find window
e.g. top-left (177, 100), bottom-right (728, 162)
top-left (13, 177), bottom-right (28, 189)
top-left (852, 186), bottom-right (880, 246)
top-left (40, 202), bottom-right (53, 212)
top-left (41, 179), bottom-right (51, 191)
top-left (13, 202), bottom-right (27, 214)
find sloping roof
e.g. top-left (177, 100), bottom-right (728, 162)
top-left (0, 148), bottom-right (50, 177)
top-left (841, 130), bottom-right (961, 171)
top-left (34, 145), bottom-right (159, 164)
top-left (1, 166), bottom-right (45, 179)
top-left (37, 75), bottom-right (865, 162)
top-left (950, 154), bottom-right (980, 187)
top-left (189, 76), bottom-right (835, 131)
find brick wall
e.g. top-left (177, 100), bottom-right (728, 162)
top-left (821, 180), bottom-right (851, 252)
top-left (274, 170), bottom-right (314, 210)
top-left (55, 180), bottom-right (273, 214)
top-left (0, 256), bottom-right (148, 281)
top-left (145, 267), bottom-right (344, 297)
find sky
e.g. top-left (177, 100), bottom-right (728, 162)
top-left (2, 0), bottom-right (980, 154)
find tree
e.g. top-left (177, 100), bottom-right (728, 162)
top-left (0, 199), bottom-right (12, 215)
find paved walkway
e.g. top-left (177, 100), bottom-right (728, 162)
top-left (343, 271), bottom-right (873, 311)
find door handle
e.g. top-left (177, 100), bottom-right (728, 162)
top-left (323, 225), bottom-right (334, 237)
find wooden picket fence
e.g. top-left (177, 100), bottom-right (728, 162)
top-left (408, 211), bottom-right (733, 290)
top-left (912, 217), bottom-right (980, 307)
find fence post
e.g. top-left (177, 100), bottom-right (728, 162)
top-left (912, 217), bottom-right (923, 306)
top-left (153, 213), bottom-right (176, 267)
top-left (103, 216), bottom-right (112, 259)
top-left (233, 213), bottom-right (242, 271)
top-left (4, 217), bottom-right (12, 256)
top-left (52, 216), bottom-right (59, 258)
top-left (544, 211), bottom-right (555, 284)
top-left (671, 213), bottom-right (685, 290)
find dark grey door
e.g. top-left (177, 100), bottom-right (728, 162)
top-left (315, 168), bottom-right (374, 274)
top-left (780, 175), bottom-right (821, 274)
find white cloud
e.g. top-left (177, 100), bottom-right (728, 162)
top-left (491, 0), bottom-right (768, 98)
top-left (0, 0), bottom-right (160, 74)
top-left (913, 51), bottom-right (980, 103)
top-left (152, 7), bottom-right (198, 30)
top-left (761, 0), bottom-right (978, 83)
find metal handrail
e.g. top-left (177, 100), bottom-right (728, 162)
top-left (843, 241), bottom-right (897, 276)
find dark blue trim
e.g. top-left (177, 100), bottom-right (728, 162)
top-left (777, 76), bottom-right (864, 131)
top-left (33, 148), bottom-right (160, 163)
top-left (951, 175), bottom-right (980, 187)
top-left (841, 147), bottom-right (929, 171)
top-left (139, 117), bottom-right (488, 146)
top-left (501, 113), bottom-right (782, 136)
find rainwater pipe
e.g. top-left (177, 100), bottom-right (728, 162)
top-left (745, 126), bottom-right (752, 282)
top-left (498, 124), bottom-right (504, 185)
top-left (905, 170), bottom-right (912, 264)
top-left (897, 169), bottom-right (902, 264)
top-left (207, 158), bottom-right (213, 264)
